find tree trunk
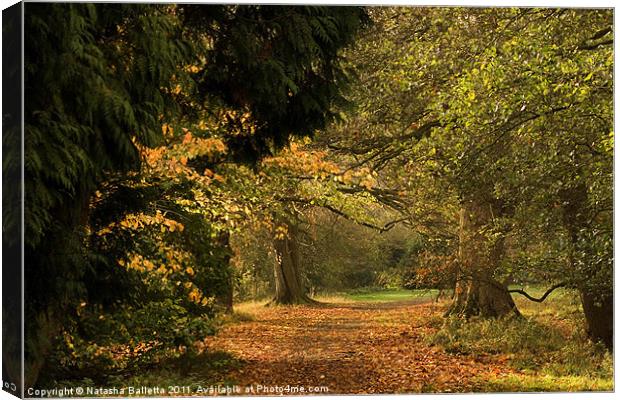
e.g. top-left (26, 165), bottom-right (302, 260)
top-left (580, 290), bottom-right (613, 350)
top-left (271, 219), bottom-right (315, 305)
top-left (222, 277), bottom-right (234, 314)
top-left (447, 200), bottom-right (520, 318)
top-left (447, 272), bottom-right (519, 317)
top-left (215, 230), bottom-right (234, 313)
top-left (560, 183), bottom-right (612, 349)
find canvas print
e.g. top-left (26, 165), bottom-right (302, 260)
top-left (2, 3), bottom-right (613, 397)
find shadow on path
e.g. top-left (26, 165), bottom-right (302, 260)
top-left (203, 297), bottom-right (512, 394)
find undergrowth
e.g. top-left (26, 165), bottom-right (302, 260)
top-left (428, 289), bottom-right (613, 392)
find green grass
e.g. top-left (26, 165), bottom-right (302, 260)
top-left (343, 288), bottom-right (438, 302)
top-left (480, 374), bottom-right (613, 392)
top-left (428, 286), bottom-right (613, 392)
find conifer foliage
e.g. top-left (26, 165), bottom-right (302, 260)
top-left (180, 5), bottom-right (368, 162)
top-left (18, 3), bottom-right (368, 386)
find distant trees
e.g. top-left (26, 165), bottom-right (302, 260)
top-left (232, 205), bottom-right (415, 301)
top-left (232, 140), bottom-right (401, 304)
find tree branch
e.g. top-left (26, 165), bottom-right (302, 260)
top-left (276, 195), bottom-right (407, 233)
top-left (508, 283), bottom-right (566, 303)
top-left (317, 202), bottom-right (401, 233)
top-left (578, 39), bottom-right (613, 51)
top-left (578, 26), bottom-right (612, 50)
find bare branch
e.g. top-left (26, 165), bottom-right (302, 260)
top-left (508, 283), bottom-right (566, 303)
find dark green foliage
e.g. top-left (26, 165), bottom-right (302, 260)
top-left (23, 4), bottom-right (194, 384)
top-left (21, 3), bottom-right (368, 385)
top-left (24, 3), bottom-right (190, 248)
top-left (3, 4), bottom-right (25, 387)
top-left (180, 5), bottom-right (369, 162)
top-left (38, 177), bottom-right (232, 384)
top-left (2, 3), bottom-right (22, 247)
top-left (42, 300), bottom-right (216, 384)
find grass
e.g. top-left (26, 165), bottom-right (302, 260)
top-left (342, 287), bottom-right (438, 302)
top-left (481, 374), bottom-right (613, 392)
top-left (230, 288), bottom-right (437, 308)
top-left (427, 285), bottom-right (613, 392)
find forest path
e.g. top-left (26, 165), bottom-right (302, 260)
top-left (203, 298), bottom-right (513, 394)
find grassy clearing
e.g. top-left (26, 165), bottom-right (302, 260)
top-left (342, 288), bottom-right (438, 302)
top-left (313, 293), bottom-right (356, 304)
top-left (230, 300), bottom-right (269, 318)
top-left (231, 289), bottom-right (436, 311)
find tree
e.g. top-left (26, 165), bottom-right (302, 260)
top-left (21, 3), bottom-right (369, 385)
top-left (253, 141), bottom-right (392, 304)
top-left (320, 7), bottom-right (612, 331)
top-left (178, 5), bottom-right (369, 163)
top-left (320, 7), bottom-right (522, 317)
top-left (434, 8), bottom-right (612, 342)
top-left (271, 216), bottom-right (316, 304)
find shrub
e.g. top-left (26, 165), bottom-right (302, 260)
top-left (43, 300), bottom-right (217, 384)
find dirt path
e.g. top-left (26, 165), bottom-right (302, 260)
top-left (203, 299), bottom-right (513, 394)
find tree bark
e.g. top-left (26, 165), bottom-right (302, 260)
top-left (560, 183), bottom-right (612, 349)
top-left (271, 219), bottom-right (315, 305)
top-left (215, 230), bottom-right (234, 313)
top-left (222, 276), bottom-right (234, 314)
top-left (447, 272), bottom-right (519, 317)
top-left (446, 199), bottom-right (520, 318)
top-left (580, 289), bottom-right (613, 350)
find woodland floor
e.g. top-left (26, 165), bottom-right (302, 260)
top-left (203, 297), bottom-right (518, 394)
top-left (96, 289), bottom-right (611, 394)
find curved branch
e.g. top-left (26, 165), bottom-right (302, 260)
top-left (276, 195), bottom-right (407, 233)
top-left (508, 283), bottom-right (566, 303)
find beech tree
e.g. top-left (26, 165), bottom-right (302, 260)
top-left (434, 8), bottom-right (612, 343)
top-left (251, 141), bottom-right (395, 304)
top-left (320, 8), bottom-right (521, 316)
top-left (319, 6), bottom-right (613, 342)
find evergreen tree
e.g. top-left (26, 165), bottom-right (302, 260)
top-left (19, 3), bottom-right (368, 386)
top-left (179, 5), bottom-right (368, 162)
